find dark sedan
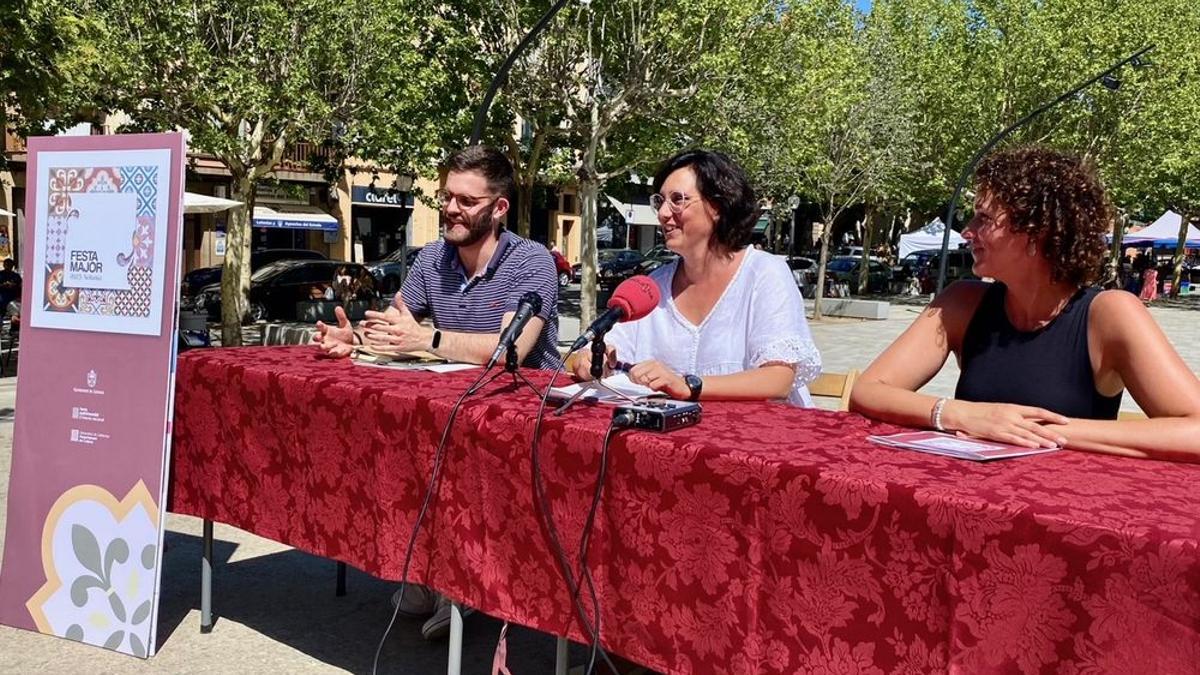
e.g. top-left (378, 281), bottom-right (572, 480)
top-left (365, 246), bottom-right (423, 295)
top-left (825, 256), bottom-right (893, 294)
top-left (182, 248), bottom-right (327, 296)
top-left (597, 249), bottom-right (646, 288)
top-left (570, 248), bottom-right (647, 287)
top-left (193, 260), bottom-right (377, 322)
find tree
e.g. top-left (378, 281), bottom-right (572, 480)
top-left (462, 0), bottom-right (767, 326)
top-left (714, 0), bottom-right (914, 316)
top-left (94, 0), bottom-right (456, 345)
top-left (0, 0), bottom-right (118, 168)
top-left (1110, 0), bottom-right (1200, 296)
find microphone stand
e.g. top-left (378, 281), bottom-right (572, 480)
top-left (553, 336), bottom-right (642, 416)
top-left (934, 44), bottom-right (1154, 294)
top-left (466, 341), bottom-right (545, 398)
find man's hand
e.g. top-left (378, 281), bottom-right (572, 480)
top-left (627, 360), bottom-right (690, 399)
top-left (362, 301), bottom-right (433, 354)
top-left (943, 400), bottom-right (1069, 448)
top-left (312, 306), bottom-right (354, 358)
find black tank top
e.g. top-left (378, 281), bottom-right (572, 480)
top-left (955, 283), bottom-right (1122, 420)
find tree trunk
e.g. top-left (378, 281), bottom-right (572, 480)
top-left (515, 179), bottom-right (533, 239)
top-left (1170, 210), bottom-right (1190, 298)
top-left (858, 206), bottom-right (875, 295)
top-left (221, 174), bottom-right (255, 347)
top-left (578, 178), bottom-right (600, 329)
top-left (812, 219), bottom-right (834, 321)
top-left (1109, 212), bottom-right (1125, 268)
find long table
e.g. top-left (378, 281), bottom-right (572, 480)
top-left (169, 346), bottom-right (1200, 674)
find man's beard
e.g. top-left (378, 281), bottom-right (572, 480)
top-left (444, 203), bottom-right (497, 248)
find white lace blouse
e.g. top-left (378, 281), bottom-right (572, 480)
top-left (606, 247), bottom-right (822, 406)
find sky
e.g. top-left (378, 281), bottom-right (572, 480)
top-left (855, 0), bottom-right (873, 13)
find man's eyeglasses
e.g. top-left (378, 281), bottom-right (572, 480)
top-left (435, 189), bottom-right (497, 210)
top-left (649, 191), bottom-right (698, 214)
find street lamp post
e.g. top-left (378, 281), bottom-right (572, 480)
top-left (934, 45), bottom-right (1154, 293)
top-left (469, 0), bottom-right (575, 145)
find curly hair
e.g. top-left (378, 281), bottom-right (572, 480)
top-left (653, 149), bottom-right (758, 252)
top-left (974, 146), bottom-right (1113, 287)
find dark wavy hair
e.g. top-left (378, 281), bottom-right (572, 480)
top-left (974, 146), bottom-right (1113, 287)
top-left (443, 145), bottom-right (514, 198)
top-left (653, 149), bottom-right (758, 252)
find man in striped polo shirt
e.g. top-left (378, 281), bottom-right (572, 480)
top-left (313, 145), bottom-right (559, 639)
top-left (315, 145), bottom-right (559, 368)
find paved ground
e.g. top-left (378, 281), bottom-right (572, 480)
top-left (0, 291), bottom-right (1195, 673)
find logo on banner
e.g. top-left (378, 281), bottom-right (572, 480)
top-left (87, 370), bottom-right (97, 388)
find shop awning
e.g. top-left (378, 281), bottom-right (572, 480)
top-left (184, 192), bottom-right (242, 214)
top-left (606, 196), bottom-right (659, 227)
top-left (253, 205), bottom-right (339, 232)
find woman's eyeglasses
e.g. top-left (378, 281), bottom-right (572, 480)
top-left (649, 191), bottom-right (698, 214)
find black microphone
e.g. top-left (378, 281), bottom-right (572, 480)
top-left (486, 291), bottom-right (543, 370)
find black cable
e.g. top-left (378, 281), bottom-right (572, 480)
top-left (529, 354), bottom-right (621, 675)
top-left (578, 417), bottom-right (626, 675)
top-left (371, 366), bottom-right (491, 675)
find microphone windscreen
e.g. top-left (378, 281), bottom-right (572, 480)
top-left (520, 290), bottom-right (542, 314)
top-left (607, 275), bottom-right (660, 322)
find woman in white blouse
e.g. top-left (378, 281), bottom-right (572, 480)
top-left (573, 149), bottom-right (821, 406)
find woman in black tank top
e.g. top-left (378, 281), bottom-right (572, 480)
top-left (849, 146), bottom-right (1200, 462)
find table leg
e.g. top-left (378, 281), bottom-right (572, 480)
top-left (336, 561), bottom-right (346, 597)
top-left (447, 602), bottom-right (464, 675)
top-left (555, 636), bottom-right (569, 675)
top-left (201, 519), bottom-right (213, 634)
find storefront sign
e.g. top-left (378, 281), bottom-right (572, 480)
top-left (351, 185), bottom-right (413, 208)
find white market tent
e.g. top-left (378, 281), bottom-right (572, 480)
top-left (184, 191), bottom-right (242, 214)
top-left (898, 218), bottom-right (965, 258)
top-left (1117, 210), bottom-right (1200, 247)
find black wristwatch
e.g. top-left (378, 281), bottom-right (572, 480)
top-left (430, 329), bottom-right (442, 350)
top-left (683, 374), bottom-right (703, 402)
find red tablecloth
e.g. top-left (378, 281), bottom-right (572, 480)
top-left (170, 346), bottom-right (1200, 674)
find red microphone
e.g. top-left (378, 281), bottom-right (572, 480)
top-left (570, 275), bottom-right (660, 352)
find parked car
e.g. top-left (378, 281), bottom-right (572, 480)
top-left (894, 248), bottom-right (976, 293)
top-left (182, 248), bottom-right (328, 296)
top-left (193, 260), bottom-right (377, 322)
top-left (550, 249), bottom-right (572, 287)
top-left (642, 245), bottom-right (678, 264)
top-left (365, 246), bottom-right (423, 295)
top-left (570, 249), bottom-right (647, 288)
top-left (783, 256), bottom-right (819, 297)
top-left (825, 256), bottom-right (893, 293)
top-left (598, 249), bottom-right (646, 288)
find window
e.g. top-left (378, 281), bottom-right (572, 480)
top-left (561, 193), bottom-right (577, 214)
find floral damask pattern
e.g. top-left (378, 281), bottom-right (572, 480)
top-left (170, 347), bottom-right (1200, 674)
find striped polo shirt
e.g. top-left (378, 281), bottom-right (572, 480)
top-left (400, 229), bottom-right (560, 369)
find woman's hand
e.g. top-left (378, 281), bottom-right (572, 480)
top-left (628, 360), bottom-right (690, 400)
top-left (570, 344), bottom-right (617, 381)
top-left (942, 400), bottom-right (1069, 448)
